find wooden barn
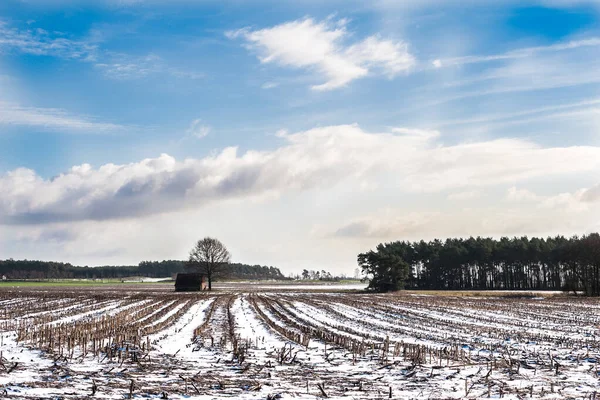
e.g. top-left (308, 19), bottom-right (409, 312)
top-left (174, 273), bottom-right (208, 291)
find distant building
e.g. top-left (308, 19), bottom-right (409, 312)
top-left (175, 273), bottom-right (207, 291)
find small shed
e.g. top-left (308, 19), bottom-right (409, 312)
top-left (175, 273), bottom-right (208, 292)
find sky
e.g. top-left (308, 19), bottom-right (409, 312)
top-left (1, 0), bottom-right (599, 274)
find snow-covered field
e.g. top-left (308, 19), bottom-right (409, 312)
top-left (1, 286), bottom-right (599, 399)
top-left (213, 282), bottom-right (368, 291)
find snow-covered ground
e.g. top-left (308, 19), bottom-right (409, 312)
top-left (122, 277), bottom-right (173, 283)
top-left (1, 287), bottom-right (599, 399)
top-left (214, 282), bottom-right (368, 290)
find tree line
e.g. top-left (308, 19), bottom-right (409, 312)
top-left (294, 269), bottom-right (355, 281)
top-left (0, 259), bottom-right (285, 281)
top-left (358, 234), bottom-right (600, 295)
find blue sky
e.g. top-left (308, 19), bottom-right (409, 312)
top-left (1, 0), bottom-right (600, 273)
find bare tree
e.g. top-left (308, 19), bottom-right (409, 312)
top-left (187, 237), bottom-right (231, 291)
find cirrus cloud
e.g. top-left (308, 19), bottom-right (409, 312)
top-left (0, 101), bottom-right (125, 132)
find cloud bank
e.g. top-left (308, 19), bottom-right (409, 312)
top-left (332, 183), bottom-right (600, 241)
top-left (1, 124), bottom-right (599, 225)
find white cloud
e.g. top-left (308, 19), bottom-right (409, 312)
top-left (261, 82), bottom-right (279, 89)
top-left (95, 52), bottom-right (204, 80)
top-left (440, 55), bottom-right (600, 91)
top-left (329, 184), bottom-right (600, 241)
top-left (186, 119), bottom-right (211, 138)
top-left (438, 98), bottom-right (600, 128)
top-left (418, 49), bottom-right (600, 111)
top-left (391, 127), bottom-right (440, 140)
top-left (435, 37), bottom-right (600, 68)
top-left (332, 211), bottom-right (441, 239)
top-left (0, 21), bottom-right (202, 81)
top-left (1, 124), bottom-right (600, 225)
top-left (329, 201), bottom-right (598, 240)
top-left (274, 129), bottom-right (288, 138)
top-left (94, 57), bottom-right (160, 80)
top-left (0, 101), bottom-right (125, 132)
top-left (447, 190), bottom-right (481, 201)
top-left (227, 18), bottom-right (415, 90)
top-left (539, 191), bottom-right (590, 212)
top-left (506, 186), bottom-right (541, 202)
top-left (507, 185), bottom-right (599, 213)
top-left (581, 184), bottom-right (600, 202)
top-left (0, 20), bottom-right (97, 60)
top-left (508, 185), bottom-right (600, 206)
